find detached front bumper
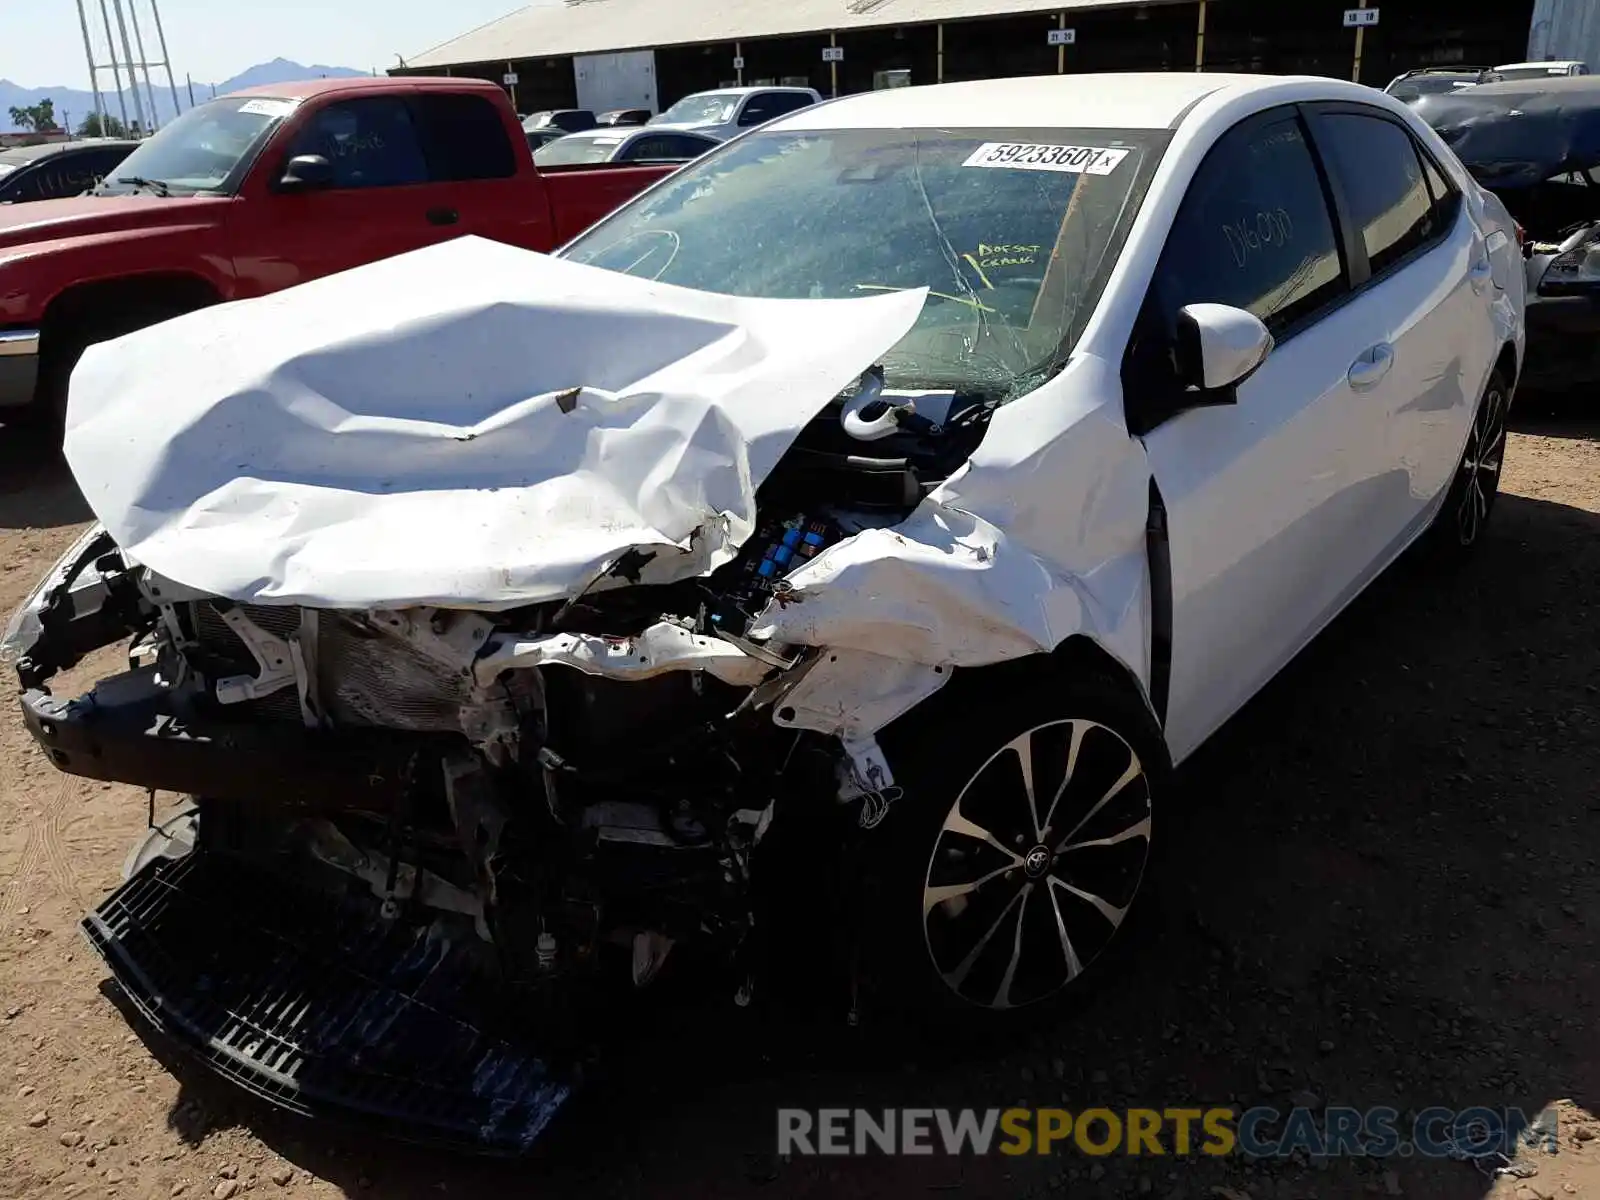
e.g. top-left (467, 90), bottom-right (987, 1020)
top-left (1520, 294), bottom-right (1600, 392)
top-left (7, 526), bottom-right (440, 808)
top-left (86, 844), bottom-right (572, 1154)
top-left (22, 668), bottom-right (440, 809)
top-left (10, 534), bottom-right (575, 1153)
top-left (0, 328), bottom-right (39, 409)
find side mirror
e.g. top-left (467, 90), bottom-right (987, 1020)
top-left (1174, 303), bottom-right (1274, 403)
top-left (278, 154), bottom-right (332, 190)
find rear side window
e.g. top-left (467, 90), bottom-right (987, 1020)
top-left (1150, 113), bottom-right (1346, 338)
top-left (625, 133), bottom-right (711, 161)
top-left (1312, 112), bottom-right (1439, 277)
top-left (286, 98), bottom-right (429, 189)
top-left (412, 93), bottom-right (517, 181)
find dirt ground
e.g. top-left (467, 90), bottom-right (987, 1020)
top-left (1, 410), bottom-right (1598, 1200)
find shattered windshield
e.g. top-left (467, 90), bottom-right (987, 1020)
top-left (562, 126), bottom-right (1165, 399)
top-left (93, 96), bottom-right (293, 196)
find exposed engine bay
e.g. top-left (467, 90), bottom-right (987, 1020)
top-left (6, 365), bottom-right (1001, 1150)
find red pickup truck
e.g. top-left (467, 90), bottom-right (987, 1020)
top-left (0, 76), bottom-right (677, 422)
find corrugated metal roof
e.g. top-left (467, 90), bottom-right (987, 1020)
top-left (408, 0), bottom-right (1169, 69)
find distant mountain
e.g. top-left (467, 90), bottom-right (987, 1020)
top-left (0, 58), bottom-right (369, 132)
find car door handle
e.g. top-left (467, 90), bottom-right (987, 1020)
top-left (426, 207), bottom-right (459, 226)
top-left (1347, 343), bottom-right (1395, 392)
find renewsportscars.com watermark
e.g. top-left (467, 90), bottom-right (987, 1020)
top-left (777, 1106), bottom-right (1556, 1158)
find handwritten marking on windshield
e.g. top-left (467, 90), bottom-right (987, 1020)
top-left (961, 243), bottom-right (1041, 287)
top-left (962, 143), bottom-right (1130, 175)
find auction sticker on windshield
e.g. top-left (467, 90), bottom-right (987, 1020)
top-left (238, 98), bottom-right (296, 119)
top-left (963, 143), bottom-right (1130, 174)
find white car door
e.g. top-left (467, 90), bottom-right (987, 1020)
top-left (1123, 107), bottom-right (1402, 762)
top-left (1302, 104), bottom-right (1495, 545)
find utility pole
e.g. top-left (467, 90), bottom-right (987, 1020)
top-left (109, 0), bottom-right (148, 136)
top-left (147, 0), bottom-right (183, 120)
top-left (77, 0), bottom-right (182, 135)
top-left (127, 0), bottom-right (162, 129)
top-left (186, 73), bottom-right (195, 108)
top-left (73, 0), bottom-right (107, 133)
top-left (95, 0), bottom-right (131, 131)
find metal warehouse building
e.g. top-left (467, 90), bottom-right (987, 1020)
top-left (396, 0), bottom-right (1538, 118)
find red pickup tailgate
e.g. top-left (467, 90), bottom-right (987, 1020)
top-left (540, 163), bottom-right (679, 248)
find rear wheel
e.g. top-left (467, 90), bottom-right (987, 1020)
top-left (1425, 368), bottom-right (1511, 554)
top-left (862, 657), bottom-right (1168, 1034)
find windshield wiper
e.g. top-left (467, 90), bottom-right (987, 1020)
top-left (115, 175), bottom-right (171, 196)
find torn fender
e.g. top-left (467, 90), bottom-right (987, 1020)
top-left (63, 236), bottom-right (926, 611)
top-left (751, 354), bottom-right (1154, 729)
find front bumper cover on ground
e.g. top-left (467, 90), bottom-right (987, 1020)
top-left (84, 847), bottom-right (572, 1154)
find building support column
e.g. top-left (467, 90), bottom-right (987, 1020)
top-left (506, 61), bottom-right (518, 111)
top-left (830, 30), bottom-right (839, 96)
top-left (1058, 11), bottom-right (1067, 73)
top-left (1195, 0), bottom-right (1207, 70)
top-left (937, 23), bottom-right (944, 83)
top-left (1352, 0), bottom-right (1367, 81)
top-left (735, 40), bottom-right (743, 86)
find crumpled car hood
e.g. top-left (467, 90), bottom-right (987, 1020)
top-left (63, 236), bottom-right (926, 610)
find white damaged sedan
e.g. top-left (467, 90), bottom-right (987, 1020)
top-left (4, 72), bottom-right (1523, 1149)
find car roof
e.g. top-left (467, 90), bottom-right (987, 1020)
top-left (1494, 60), bottom-right (1584, 71)
top-left (772, 72), bottom-right (1307, 132)
top-left (1394, 66), bottom-right (1485, 78)
top-left (0, 138), bottom-right (137, 165)
top-left (681, 86), bottom-right (817, 98)
top-left (1469, 74), bottom-right (1600, 97)
top-left (228, 75), bottom-right (500, 100)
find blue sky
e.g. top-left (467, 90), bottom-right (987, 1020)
top-left (1, 0), bottom-right (544, 87)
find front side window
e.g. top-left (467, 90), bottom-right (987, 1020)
top-left (1313, 112), bottom-right (1438, 276)
top-left (740, 93), bottom-right (813, 126)
top-left (93, 97), bottom-right (292, 195)
top-left (1150, 113), bottom-right (1346, 339)
top-left (564, 126), bottom-right (1166, 399)
top-left (284, 98), bottom-right (428, 189)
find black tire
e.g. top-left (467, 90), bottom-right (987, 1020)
top-left (859, 653), bottom-right (1169, 1038)
top-left (38, 297), bottom-right (203, 432)
top-left (1422, 367), bottom-right (1511, 556)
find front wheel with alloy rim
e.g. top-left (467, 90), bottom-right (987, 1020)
top-left (1427, 368), bottom-right (1511, 553)
top-left (864, 661), bottom-right (1168, 1033)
